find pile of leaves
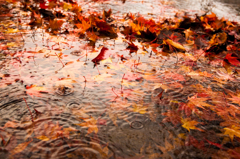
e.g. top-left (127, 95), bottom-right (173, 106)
top-left (1, 0), bottom-right (240, 158)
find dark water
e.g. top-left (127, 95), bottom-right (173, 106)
top-left (0, 0), bottom-right (240, 158)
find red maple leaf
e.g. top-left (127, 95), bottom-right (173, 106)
top-left (225, 53), bottom-right (240, 66)
top-left (123, 72), bottom-right (143, 81)
top-left (40, 2), bottom-right (48, 9)
top-left (92, 47), bottom-right (110, 64)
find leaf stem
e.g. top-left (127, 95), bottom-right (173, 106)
top-left (112, 88), bottom-right (119, 97)
top-left (23, 98), bottom-right (34, 123)
top-left (55, 52), bottom-right (65, 67)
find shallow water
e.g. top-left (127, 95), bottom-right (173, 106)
top-left (1, 0), bottom-right (240, 158)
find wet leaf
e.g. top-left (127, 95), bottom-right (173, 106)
top-left (163, 39), bottom-right (186, 52)
top-left (26, 85), bottom-right (49, 98)
top-left (224, 53), bottom-right (240, 66)
top-left (181, 118), bottom-right (203, 132)
top-left (11, 139), bottom-right (32, 155)
top-left (224, 125), bottom-right (240, 141)
top-left (48, 19), bottom-right (64, 33)
top-left (130, 103), bottom-right (148, 114)
top-left (36, 135), bottom-right (50, 141)
top-left (126, 40), bottom-right (139, 53)
top-left (76, 117), bottom-right (98, 134)
top-left (92, 47), bottom-right (110, 64)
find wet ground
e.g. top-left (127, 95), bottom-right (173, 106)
top-left (1, 0), bottom-right (240, 158)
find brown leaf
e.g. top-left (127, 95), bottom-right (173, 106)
top-left (11, 139), bottom-right (32, 155)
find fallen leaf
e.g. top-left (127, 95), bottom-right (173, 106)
top-left (181, 118), bottom-right (203, 132)
top-left (76, 117), bottom-right (98, 134)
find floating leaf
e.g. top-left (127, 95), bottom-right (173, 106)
top-left (225, 53), bottom-right (240, 66)
top-left (92, 47), bottom-right (110, 64)
top-left (11, 139), bottom-right (32, 155)
top-left (224, 125), bottom-right (240, 141)
top-left (163, 39), bottom-right (186, 52)
top-left (181, 118), bottom-right (203, 132)
top-left (76, 117), bottom-right (98, 134)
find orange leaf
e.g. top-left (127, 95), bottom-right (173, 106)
top-left (11, 139), bottom-right (32, 155)
top-left (76, 117), bottom-right (98, 134)
top-left (181, 118), bottom-right (203, 132)
top-left (224, 125), bottom-right (240, 141)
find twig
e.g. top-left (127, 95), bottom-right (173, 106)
top-left (23, 98), bottom-right (34, 123)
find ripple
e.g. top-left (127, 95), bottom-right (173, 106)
top-left (54, 84), bottom-right (74, 96)
top-left (130, 120), bottom-right (144, 129)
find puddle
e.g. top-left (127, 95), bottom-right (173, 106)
top-left (1, 0), bottom-right (240, 158)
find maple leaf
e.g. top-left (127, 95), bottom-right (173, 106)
top-left (228, 93), bottom-right (240, 105)
top-left (126, 40), bottom-right (139, 53)
top-left (40, 2), bottom-right (48, 9)
top-left (36, 135), bottom-right (50, 141)
top-left (90, 141), bottom-right (113, 158)
top-left (71, 4), bottom-right (82, 13)
top-left (3, 121), bottom-right (19, 128)
top-left (63, 2), bottom-right (72, 11)
top-left (95, 20), bottom-right (116, 34)
top-left (187, 94), bottom-right (212, 110)
top-left (76, 117), bottom-right (98, 134)
top-left (71, 106), bottom-right (90, 119)
top-left (103, 9), bottom-right (112, 21)
top-left (224, 125), bottom-right (240, 141)
top-left (75, 16), bottom-right (91, 33)
top-left (186, 135), bottom-right (205, 150)
top-left (11, 138), bottom-right (33, 155)
top-left (163, 72), bottom-right (185, 81)
top-left (157, 139), bottom-right (175, 158)
top-left (224, 53), bottom-right (240, 66)
top-left (181, 118), bottom-right (203, 132)
top-left (184, 28), bottom-right (195, 40)
top-left (130, 103), bottom-right (148, 114)
top-left (26, 85), bottom-right (49, 98)
top-left (92, 47), bottom-right (110, 64)
top-left (163, 39), bottom-right (186, 52)
top-left (209, 32), bottom-right (227, 46)
top-left (123, 72), bottom-right (143, 81)
top-left (162, 110), bottom-right (181, 126)
top-left (48, 19), bottom-right (64, 33)
top-left (178, 102), bottom-right (192, 117)
top-left (110, 99), bottom-right (132, 109)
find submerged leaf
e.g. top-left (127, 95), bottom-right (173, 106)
top-left (181, 118), bottom-right (203, 132)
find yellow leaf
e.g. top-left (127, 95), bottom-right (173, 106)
top-left (181, 118), bottom-right (202, 132)
top-left (76, 117), bottom-right (98, 134)
top-left (63, 2), bottom-right (72, 11)
top-left (5, 28), bottom-right (19, 33)
top-left (130, 103), bottom-right (148, 114)
top-left (164, 39), bottom-right (186, 52)
top-left (36, 135), bottom-right (50, 141)
top-left (224, 125), bottom-right (240, 141)
top-left (7, 42), bottom-right (17, 47)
